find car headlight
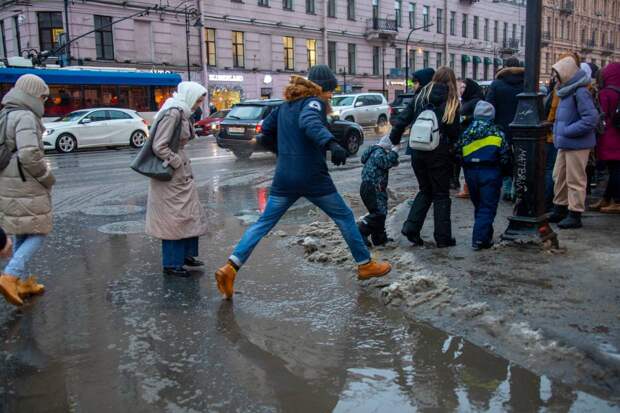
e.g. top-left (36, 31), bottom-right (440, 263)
top-left (331, 110), bottom-right (340, 117)
top-left (43, 129), bottom-right (54, 136)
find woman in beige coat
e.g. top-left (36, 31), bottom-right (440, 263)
top-left (145, 81), bottom-right (208, 277)
top-left (0, 74), bottom-right (54, 307)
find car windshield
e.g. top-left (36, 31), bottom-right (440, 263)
top-left (331, 96), bottom-right (355, 106)
top-left (227, 106), bottom-right (265, 120)
top-left (212, 111), bottom-right (228, 118)
top-left (57, 110), bottom-right (90, 122)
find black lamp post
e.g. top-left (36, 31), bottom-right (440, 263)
top-left (501, 0), bottom-right (558, 247)
top-left (339, 68), bottom-right (348, 93)
top-left (175, 1), bottom-right (202, 80)
top-left (404, 24), bottom-right (433, 93)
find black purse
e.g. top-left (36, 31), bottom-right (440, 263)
top-left (130, 108), bottom-right (182, 181)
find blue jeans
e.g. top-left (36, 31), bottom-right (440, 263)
top-left (3, 234), bottom-right (47, 278)
top-left (162, 237), bottom-right (199, 269)
top-left (230, 193), bottom-right (371, 266)
top-left (545, 143), bottom-right (558, 211)
top-left (464, 167), bottom-right (502, 247)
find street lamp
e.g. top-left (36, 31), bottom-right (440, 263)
top-left (174, 1), bottom-right (202, 81)
top-left (405, 24), bottom-right (433, 92)
top-left (501, 0), bottom-right (558, 247)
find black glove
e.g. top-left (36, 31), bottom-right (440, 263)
top-left (328, 140), bottom-right (347, 166)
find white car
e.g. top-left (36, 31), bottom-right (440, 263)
top-left (43, 108), bottom-right (149, 153)
top-left (331, 93), bottom-right (390, 127)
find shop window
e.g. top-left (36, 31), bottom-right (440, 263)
top-left (210, 87), bottom-right (241, 111)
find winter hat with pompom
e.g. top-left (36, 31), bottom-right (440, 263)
top-left (15, 74), bottom-right (49, 98)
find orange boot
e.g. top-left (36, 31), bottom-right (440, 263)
top-left (358, 260), bottom-right (392, 280)
top-left (456, 183), bottom-right (470, 199)
top-left (0, 275), bottom-right (24, 306)
top-left (17, 276), bottom-right (45, 298)
top-left (215, 262), bottom-right (237, 300)
top-left (600, 201), bottom-right (620, 214)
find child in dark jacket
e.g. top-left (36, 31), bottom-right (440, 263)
top-left (457, 101), bottom-right (511, 250)
top-left (358, 136), bottom-right (400, 246)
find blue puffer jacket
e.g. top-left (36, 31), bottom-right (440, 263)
top-left (260, 77), bottom-right (336, 197)
top-left (553, 69), bottom-right (598, 150)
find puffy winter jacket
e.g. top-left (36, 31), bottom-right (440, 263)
top-left (0, 88), bottom-right (55, 235)
top-left (361, 145), bottom-right (399, 192)
top-left (485, 67), bottom-right (525, 141)
top-left (457, 119), bottom-right (511, 175)
top-left (260, 76), bottom-right (336, 197)
top-left (597, 62), bottom-right (620, 161)
top-left (460, 79), bottom-right (484, 129)
top-left (553, 69), bottom-right (598, 150)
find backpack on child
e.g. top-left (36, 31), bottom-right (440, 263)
top-left (407, 105), bottom-right (441, 151)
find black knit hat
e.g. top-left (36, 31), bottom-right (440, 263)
top-left (308, 65), bottom-right (338, 92)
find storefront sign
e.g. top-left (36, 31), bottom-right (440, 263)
top-left (209, 74), bottom-right (244, 82)
top-left (386, 80), bottom-right (406, 87)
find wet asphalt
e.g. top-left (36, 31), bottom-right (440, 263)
top-left (0, 137), bottom-right (618, 412)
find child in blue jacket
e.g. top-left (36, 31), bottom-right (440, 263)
top-left (457, 101), bottom-right (511, 250)
top-left (358, 136), bottom-right (400, 246)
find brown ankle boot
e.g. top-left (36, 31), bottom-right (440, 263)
top-left (215, 263), bottom-right (237, 300)
top-left (17, 276), bottom-right (45, 298)
top-left (456, 183), bottom-right (470, 199)
top-left (0, 275), bottom-right (24, 306)
top-left (600, 201), bottom-right (620, 214)
top-left (589, 198), bottom-right (611, 210)
top-left (358, 260), bottom-right (392, 280)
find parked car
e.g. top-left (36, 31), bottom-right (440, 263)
top-left (331, 93), bottom-right (390, 127)
top-left (43, 108), bottom-right (149, 153)
top-left (216, 99), bottom-right (364, 159)
top-left (389, 92), bottom-right (416, 126)
top-left (194, 109), bottom-right (231, 136)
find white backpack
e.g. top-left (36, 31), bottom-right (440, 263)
top-left (408, 108), bottom-right (440, 151)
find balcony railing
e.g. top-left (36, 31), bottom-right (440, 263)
top-left (366, 18), bottom-right (398, 32)
top-left (581, 40), bottom-right (595, 51)
top-left (500, 38), bottom-right (520, 53)
top-left (558, 0), bottom-right (574, 13)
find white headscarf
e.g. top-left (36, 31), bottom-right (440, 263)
top-left (580, 63), bottom-right (592, 80)
top-left (156, 81), bottom-right (207, 120)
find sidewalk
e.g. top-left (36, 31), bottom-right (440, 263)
top-left (294, 161), bottom-right (620, 397)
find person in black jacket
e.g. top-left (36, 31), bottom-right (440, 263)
top-left (454, 79), bottom-right (484, 197)
top-left (390, 67), bottom-right (461, 247)
top-left (486, 57), bottom-right (525, 201)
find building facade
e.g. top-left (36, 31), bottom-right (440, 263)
top-left (0, 0), bottom-right (528, 108)
top-left (541, 0), bottom-right (619, 81)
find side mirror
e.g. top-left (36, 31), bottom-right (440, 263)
top-left (80, 118), bottom-right (92, 124)
top-left (354, 101), bottom-right (364, 108)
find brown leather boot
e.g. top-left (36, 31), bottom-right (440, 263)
top-left (0, 275), bottom-right (24, 306)
top-left (358, 260), bottom-right (392, 280)
top-left (600, 201), bottom-right (620, 214)
top-left (589, 198), bottom-right (611, 211)
top-left (215, 263), bottom-right (237, 300)
top-left (17, 276), bottom-right (45, 298)
top-left (455, 183), bottom-right (470, 199)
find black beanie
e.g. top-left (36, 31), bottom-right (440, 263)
top-left (308, 65), bottom-right (338, 92)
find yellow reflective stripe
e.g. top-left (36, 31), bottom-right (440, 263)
top-left (462, 135), bottom-right (503, 157)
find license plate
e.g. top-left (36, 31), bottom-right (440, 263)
top-left (228, 127), bottom-right (245, 134)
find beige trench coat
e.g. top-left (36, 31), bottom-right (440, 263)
top-left (0, 90), bottom-right (55, 235)
top-left (144, 108), bottom-right (208, 240)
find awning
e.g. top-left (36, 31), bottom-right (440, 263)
top-left (461, 55), bottom-right (471, 63)
top-left (473, 56), bottom-right (482, 64)
top-left (493, 58), bottom-right (503, 66)
top-left (0, 67), bottom-right (182, 86)
top-left (484, 57), bottom-right (493, 65)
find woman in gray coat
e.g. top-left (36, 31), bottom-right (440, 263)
top-left (0, 74), bottom-right (54, 307)
top-left (145, 81), bottom-right (208, 277)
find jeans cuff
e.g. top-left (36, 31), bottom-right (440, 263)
top-left (229, 255), bottom-right (242, 268)
top-left (356, 258), bottom-right (371, 265)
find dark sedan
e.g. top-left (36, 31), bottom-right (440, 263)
top-left (216, 99), bottom-right (364, 159)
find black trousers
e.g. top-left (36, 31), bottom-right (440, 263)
top-left (359, 181), bottom-right (388, 243)
top-left (604, 160), bottom-right (620, 202)
top-left (402, 144), bottom-right (453, 244)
